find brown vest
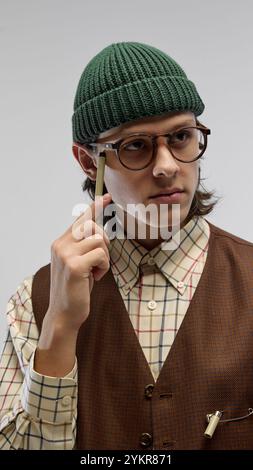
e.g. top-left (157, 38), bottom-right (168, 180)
top-left (31, 221), bottom-right (253, 450)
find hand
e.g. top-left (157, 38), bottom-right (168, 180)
top-left (46, 193), bottom-right (112, 332)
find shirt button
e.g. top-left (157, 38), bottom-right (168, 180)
top-left (61, 395), bottom-right (72, 407)
top-left (147, 257), bottom-right (156, 266)
top-left (148, 300), bottom-right (157, 310)
top-left (140, 432), bottom-right (153, 448)
top-left (144, 384), bottom-right (154, 399)
top-left (177, 281), bottom-right (185, 288)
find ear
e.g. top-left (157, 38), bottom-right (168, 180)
top-left (72, 143), bottom-right (97, 181)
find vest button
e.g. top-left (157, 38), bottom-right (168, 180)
top-left (144, 384), bottom-right (154, 399)
top-left (140, 432), bottom-right (152, 448)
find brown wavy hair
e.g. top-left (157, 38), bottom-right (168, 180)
top-left (81, 118), bottom-right (221, 221)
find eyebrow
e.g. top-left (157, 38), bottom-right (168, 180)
top-left (100, 119), bottom-right (197, 143)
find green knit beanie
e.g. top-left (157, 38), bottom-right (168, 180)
top-left (72, 41), bottom-right (205, 144)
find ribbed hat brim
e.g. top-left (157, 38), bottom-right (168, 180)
top-left (72, 74), bottom-right (204, 143)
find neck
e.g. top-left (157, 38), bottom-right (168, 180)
top-left (118, 210), bottom-right (193, 250)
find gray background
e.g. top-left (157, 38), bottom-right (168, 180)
top-left (1, 0), bottom-right (253, 353)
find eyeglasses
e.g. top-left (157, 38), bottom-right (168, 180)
top-left (82, 125), bottom-right (211, 171)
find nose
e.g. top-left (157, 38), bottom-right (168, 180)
top-left (152, 137), bottom-right (180, 178)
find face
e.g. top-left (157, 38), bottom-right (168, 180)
top-left (73, 111), bottom-right (201, 247)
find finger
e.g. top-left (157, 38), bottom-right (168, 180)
top-left (65, 234), bottom-right (110, 260)
top-left (72, 220), bottom-right (110, 246)
top-left (70, 247), bottom-right (110, 281)
top-left (71, 193), bottom-right (112, 235)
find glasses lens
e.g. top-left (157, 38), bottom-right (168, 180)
top-left (119, 135), bottom-right (153, 169)
top-left (118, 128), bottom-right (206, 169)
top-left (170, 128), bottom-right (205, 162)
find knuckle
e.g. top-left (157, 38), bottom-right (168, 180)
top-left (60, 252), bottom-right (69, 264)
top-left (82, 221), bottom-right (94, 239)
top-left (66, 258), bottom-right (78, 275)
top-left (51, 240), bottom-right (69, 263)
top-left (51, 239), bottom-right (58, 250)
top-left (86, 233), bottom-right (102, 241)
top-left (95, 237), bottom-right (106, 248)
top-left (51, 239), bottom-right (61, 255)
top-left (103, 233), bottom-right (110, 246)
top-left (98, 248), bottom-right (110, 266)
top-left (97, 247), bottom-right (107, 258)
top-left (72, 223), bottom-right (85, 241)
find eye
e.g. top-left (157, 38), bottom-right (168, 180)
top-left (169, 129), bottom-right (194, 148)
top-left (173, 130), bottom-right (190, 142)
top-left (122, 139), bottom-right (146, 151)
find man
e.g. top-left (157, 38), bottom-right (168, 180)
top-left (1, 42), bottom-right (253, 450)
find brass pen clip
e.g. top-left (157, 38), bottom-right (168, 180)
top-left (204, 408), bottom-right (253, 439)
top-left (204, 411), bottom-right (223, 439)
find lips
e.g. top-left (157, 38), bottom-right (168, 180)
top-left (150, 189), bottom-right (184, 198)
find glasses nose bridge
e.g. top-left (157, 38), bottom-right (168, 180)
top-left (153, 132), bottom-right (171, 143)
top-left (152, 132), bottom-right (176, 161)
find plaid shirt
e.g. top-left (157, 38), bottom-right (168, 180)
top-left (0, 215), bottom-right (210, 449)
